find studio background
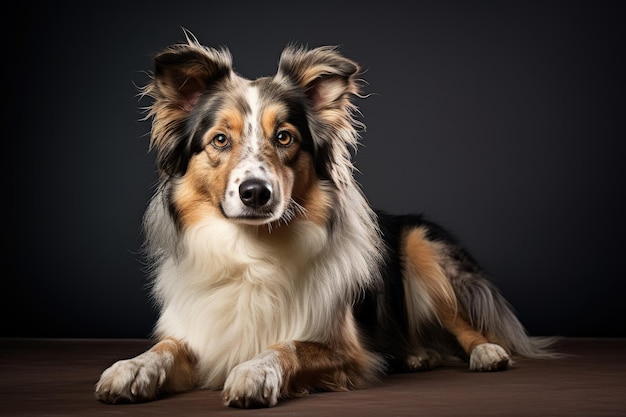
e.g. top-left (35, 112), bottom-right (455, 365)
top-left (3, 1), bottom-right (623, 338)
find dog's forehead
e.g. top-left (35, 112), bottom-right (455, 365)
top-left (201, 76), bottom-right (295, 125)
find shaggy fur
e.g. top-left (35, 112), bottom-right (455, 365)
top-left (95, 31), bottom-right (557, 408)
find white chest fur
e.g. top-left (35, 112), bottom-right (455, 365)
top-left (151, 218), bottom-right (345, 388)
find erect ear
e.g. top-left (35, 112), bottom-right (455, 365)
top-left (275, 46), bottom-right (363, 186)
top-left (143, 34), bottom-right (233, 176)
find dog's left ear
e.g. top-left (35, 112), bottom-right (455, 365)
top-left (276, 45), bottom-right (360, 114)
top-left (276, 46), bottom-right (362, 185)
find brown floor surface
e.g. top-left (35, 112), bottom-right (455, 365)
top-left (0, 338), bottom-right (625, 416)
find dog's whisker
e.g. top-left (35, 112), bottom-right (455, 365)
top-left (275, 200), bottom-right (307, 227)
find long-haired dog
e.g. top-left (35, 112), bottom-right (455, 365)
top-left (95, 32), bottom-right (556, 408)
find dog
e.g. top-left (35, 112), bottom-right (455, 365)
top-left (95, 32), bottom-right (557, 408)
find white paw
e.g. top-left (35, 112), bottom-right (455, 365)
top-left (469, 343), bottom-right (512, 371)
top-left (223, 351), bottom-right (283, 408)
top-left (95, 351), bottom-right (171, 403)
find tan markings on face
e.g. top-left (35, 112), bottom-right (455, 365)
top-left (261, 103), bottom-right (285, 140)
top-left (259, 103), bottom-right (330, 227)
top-left (259, 103), bottom-right (299, 164)
top-left (204, 107), bottom-right (245, 162)
top-left (290, 152), bottom-right (330, 226)
top-left (173, 107), bottom-right (246, 228)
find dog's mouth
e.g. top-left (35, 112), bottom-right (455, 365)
top-left (221, 198), bottom-right (306, 229)
top-left (225, 209), bottom-right (278, 225)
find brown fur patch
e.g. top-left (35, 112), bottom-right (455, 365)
top-left (174, 107), bottom-right (247, 228)
top-left (291, 162), bottom-right (331, 226)
top-left (404, 227), bottom-right (457, 314)
top-left (173, 157), bottom-right (226, 227)
top-left (403, 227), bottom-right (490, 355)
top-left (439, 312), bottom-right (490, 355)
top-left (259, 103), bottom-right (330, 228)
top-left (151, 337), bottom-right (198, 393)
top-left (213, 108), bottom-right (246, 144)
top-left (260, 104), bottom-right (285, 138)
top-left (269, 308), bottom-right (380, 397)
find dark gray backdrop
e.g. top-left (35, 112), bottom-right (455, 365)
top-left (4, 1), bottom-right (624, 338)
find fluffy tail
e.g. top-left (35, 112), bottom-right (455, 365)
top-left (454, 278), bottom-right (561, 359)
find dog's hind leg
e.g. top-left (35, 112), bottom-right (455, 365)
top-left (402, 227), bottom-right (512, 371)
top-left (95, 337), bottom-right (198, 403)
top-left (436, 307), bottom-right (512, 371)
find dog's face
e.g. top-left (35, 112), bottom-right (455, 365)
top-left (197, 80), bottom-right (308, 225)
top-left (145, 36), bottom-right (361, 229)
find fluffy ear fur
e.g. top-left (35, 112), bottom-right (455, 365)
top-left (275, 46), bottom-right (363, 188)
top-left (276, 45), bottom-right (360, 112)
top-left (143, 33), bottom-right (233, 176)
top-left (143, 37), bottom-right (364, 185)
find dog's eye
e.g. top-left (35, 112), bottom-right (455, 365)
top-left (211, 134), bottom-right (230, 149)
top-left (276, 131), bottom-right (294, 147)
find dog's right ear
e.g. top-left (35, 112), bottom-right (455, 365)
top-left (143, 35), bottom-right (233, 176)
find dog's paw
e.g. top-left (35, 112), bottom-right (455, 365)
top-left (223, 352), bottom-right (283, 408)
top-left (469, 343), bottom-right (512, 371)
top-left (406, 348), bottom-right (442, 371)
top-left (95, 351), bottom-right (170, 403)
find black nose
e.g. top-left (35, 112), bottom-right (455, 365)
top-left (239, 179), bottom-right (272, 208)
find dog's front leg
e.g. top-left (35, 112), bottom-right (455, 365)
top-left (223, 340), bottom-right (365, 408)
top-left (95, 337), bottom-right (197, 403)
top-left (222, 346), bottom-right (286, 408)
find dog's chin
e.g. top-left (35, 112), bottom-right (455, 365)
top-left (221, 206), bottom-right (285, 227)
top-left (229, 214), bottom-right (280, 226)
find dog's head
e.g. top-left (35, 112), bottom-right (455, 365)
top-left (144, 33), bottom-right (363, 228)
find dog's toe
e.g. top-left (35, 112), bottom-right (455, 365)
top-left (469, 343), bottom-right (512, 371)
top-left (223, 353), bottom-right (283, 408)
